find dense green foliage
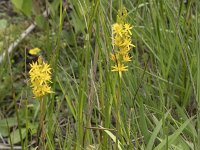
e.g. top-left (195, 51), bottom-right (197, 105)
top-left (0, 0), bottom-right (199, 149)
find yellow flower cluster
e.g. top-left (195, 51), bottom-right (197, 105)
top-left (29, 56), bottom-right (52, 98)
top-left (111, 8), bottom-right (135, 78)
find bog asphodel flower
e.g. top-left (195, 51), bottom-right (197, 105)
top-left (29, 56), bottom-right (52, 98)
top-left (112, 63), bottom-right (128, 78)
top-left (29, 47), bottom-right (41, 55)
top-left (111, 7), bottom-right (135, 78)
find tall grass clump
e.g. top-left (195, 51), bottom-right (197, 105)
top-left (0, 0), bottom-right (199, 149)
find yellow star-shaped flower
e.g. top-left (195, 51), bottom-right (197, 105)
top-left (111, 63), bottom-right (128, 78)
top-left (123, 54), bottom-right (132, 62)
top-left (124, 24), bottom-right (133, 35)
top-left (112, 23), bottom-right (123, 37)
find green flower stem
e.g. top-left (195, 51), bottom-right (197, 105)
top-left (48, 0), bottom-right (64, 146)
top-left (39, 97), bottom-right (45, 149)
top-left (112, 74), bottom-right (122, 150)
top-left (8, 50), bottom-right (24, 150)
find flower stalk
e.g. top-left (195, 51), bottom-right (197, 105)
top-left (29, 55), bottom-right (52, 148)
top-left (110, 7), bottom-right (134, 149)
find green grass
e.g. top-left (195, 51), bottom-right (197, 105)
top-left (0, 0), bottom-right (199, 149)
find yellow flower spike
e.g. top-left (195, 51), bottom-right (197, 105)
top-left (111, 63), bottom-right (128, 78)
top-left (110, 7), bottom-right (134, 78)
top-left (29, 47), bottom-right (41, 55)
top-left (29, 56), bottom-right (53, 98)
